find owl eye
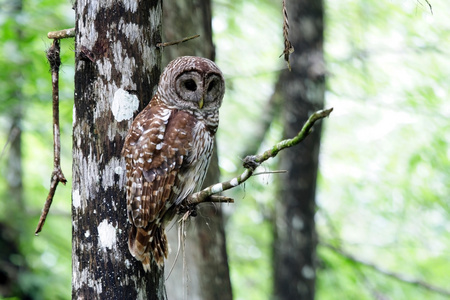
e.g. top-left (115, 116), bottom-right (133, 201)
top-left (207, 80), bottom-right (216, 92)
top-left (184, 79), bottom-right (197, 91)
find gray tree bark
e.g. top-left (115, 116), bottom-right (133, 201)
top-left (274, 0), bottom-right (325, 299)
top-left (162, 1), bottom-right (232, 299)
top-left (72, 1), bottom-right (165, 298)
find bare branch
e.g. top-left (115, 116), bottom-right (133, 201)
top-left (157, 34), bottom-right (200, 48)
top-left (418, 0), bottom-right (433, 14)
top-left (321, 242), bottom-right (450, 297)
top-left (47, 27), bottom-right (75, 39)
top-left (0, 127), bottom-right (20, 161)
top-left (35, 40), bottom-right (67, 235)
top-left (184, 108), bottom-right (333, 207)
top-left (425, 0), bottom-right (433, 14)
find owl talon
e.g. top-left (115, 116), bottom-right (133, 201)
top-left (177, 202), bottom-right (197, 218)
top-left (243, 155), bottom-right (260, 170)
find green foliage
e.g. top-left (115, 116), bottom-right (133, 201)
top-left (216, 0), bottom-right (450, 299)
top-left (0, 0), bottom-right (74, 299)
top-left (317, 0), bottom-right (450, 298)
top-left (2, 0), bottom-right (450, 299)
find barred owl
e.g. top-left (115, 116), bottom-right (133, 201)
top-left (122, 56), bottom-right (225, 271)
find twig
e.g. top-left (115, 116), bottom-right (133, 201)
top-left (47, 27), bottom-right (75, 39)
top-left (0, 127), bottom-right (20, 161)
top-left (425, 0), bottom-right (433, 14)
top-left (252, 170), bottom-right (287, 176)
top-left (418, 0), bottom-right (433, 14)
top-left (185, 108), bottom-right (333, 207)
top-left (321, 242), bottom-right (450, 297)
top-left (279, 0), bottom-right (294, 71)
top-left (157, 34), bottom-right (200, 48)
top-left (35, 40), bottom-right (67, 235)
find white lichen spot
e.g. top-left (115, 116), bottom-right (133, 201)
top-left (73, 104), bottom-right (77, 125)
top-left (73, 189), bottom-right (81, 208)
top-left (85, 230), bottom-right (90, 238)
top-left (115, 166), bottom-right (123, 175)
top-left (123, 1), bottom-right (138, 12)
top-left (211, 183), bottom-right (223, 194)
top-left (301, 265), bottom-right (315, 279)
top-left (230, 178), bottom-right (239, 187)
top-left (292, 215), bottom-right (304, 230)
top-left (111, 88), bottom-right (139, 122)
top-left (97, 219), bottom-right (117, 250)
top-left (102, 157), bottom-right (125, 190)
top-left (125, 259), bottom-right (131, 268)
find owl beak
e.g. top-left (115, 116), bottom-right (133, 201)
top-left (198, 97), bottom-right (204, 109)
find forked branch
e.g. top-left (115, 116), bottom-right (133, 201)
top-left (184, 108), bottom-right (333, 208)
top-left (35, 40), bottom-right (67, 235)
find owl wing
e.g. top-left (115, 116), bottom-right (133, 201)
top-left (122, 104), bottom-right (197, 228)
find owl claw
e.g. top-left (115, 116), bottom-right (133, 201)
top-left (177, 203), bottom-right (197, 218)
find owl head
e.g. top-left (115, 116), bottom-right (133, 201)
top-left (157, 56), bottom-right (225, 114)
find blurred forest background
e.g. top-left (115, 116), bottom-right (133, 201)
top-left (1, 0), bottom-right (450, 299)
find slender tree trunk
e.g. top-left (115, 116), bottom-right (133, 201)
top-left (72, 1), bottom-right (165, 298)
top-left (274, 0), bottom-right (325, 299)
top-left (163, 1), bottom-right (232, 299)
top-left (2, 6), bottom-right (26, 293)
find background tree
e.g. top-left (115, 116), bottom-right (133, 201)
top-left (1, 0), bottom-right (450, 299)
top-left (162, 1), bottom-right (232, 299)
top-left (0, 0), bottom-right (27, 296)
top-left (273, 0), bottom-right (325, 299)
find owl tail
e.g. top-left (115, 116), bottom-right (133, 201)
top-left (128, 224), bottom-right (169, 272)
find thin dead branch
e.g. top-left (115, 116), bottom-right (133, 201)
top-left (184, 108), bottom-right (333, 208)
top-left (420, 0), bottom-right (433, 14)
top-left (35, 40), bottom-right (67, 235)
top-left (0, 127), bottom-right (20, 161)
top-left (321, 242), bottom-right (450, 297)
top-left (157, 34), bottom-right (200, 48)
top-left (47, 27), bottom-right (75, 39)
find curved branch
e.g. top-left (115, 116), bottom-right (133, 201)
top-left (184, 107), bottom-right (333, 207)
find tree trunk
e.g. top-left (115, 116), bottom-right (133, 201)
top-left (274, 0), bottom-right (325, 299)
top-left (1, 1), bottom-right (28, 296)
top-left (72, 1), bottom-right (165, 298)
top-left (162, 1), bottom-right (232, 299)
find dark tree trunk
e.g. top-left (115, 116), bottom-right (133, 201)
top-left (2, 62), bottom-right (27, 300)
top-left (1, 1), bottom-right (29, 296)
top-left (162, 1), bottom-right (232, 299)
top-left (72, 1), bottom-right (165, 298)
top-left (274, 0), bottom-right (325, 299)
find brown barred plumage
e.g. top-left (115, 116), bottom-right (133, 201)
top-left (122, 56), bottom-right (225, 271)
